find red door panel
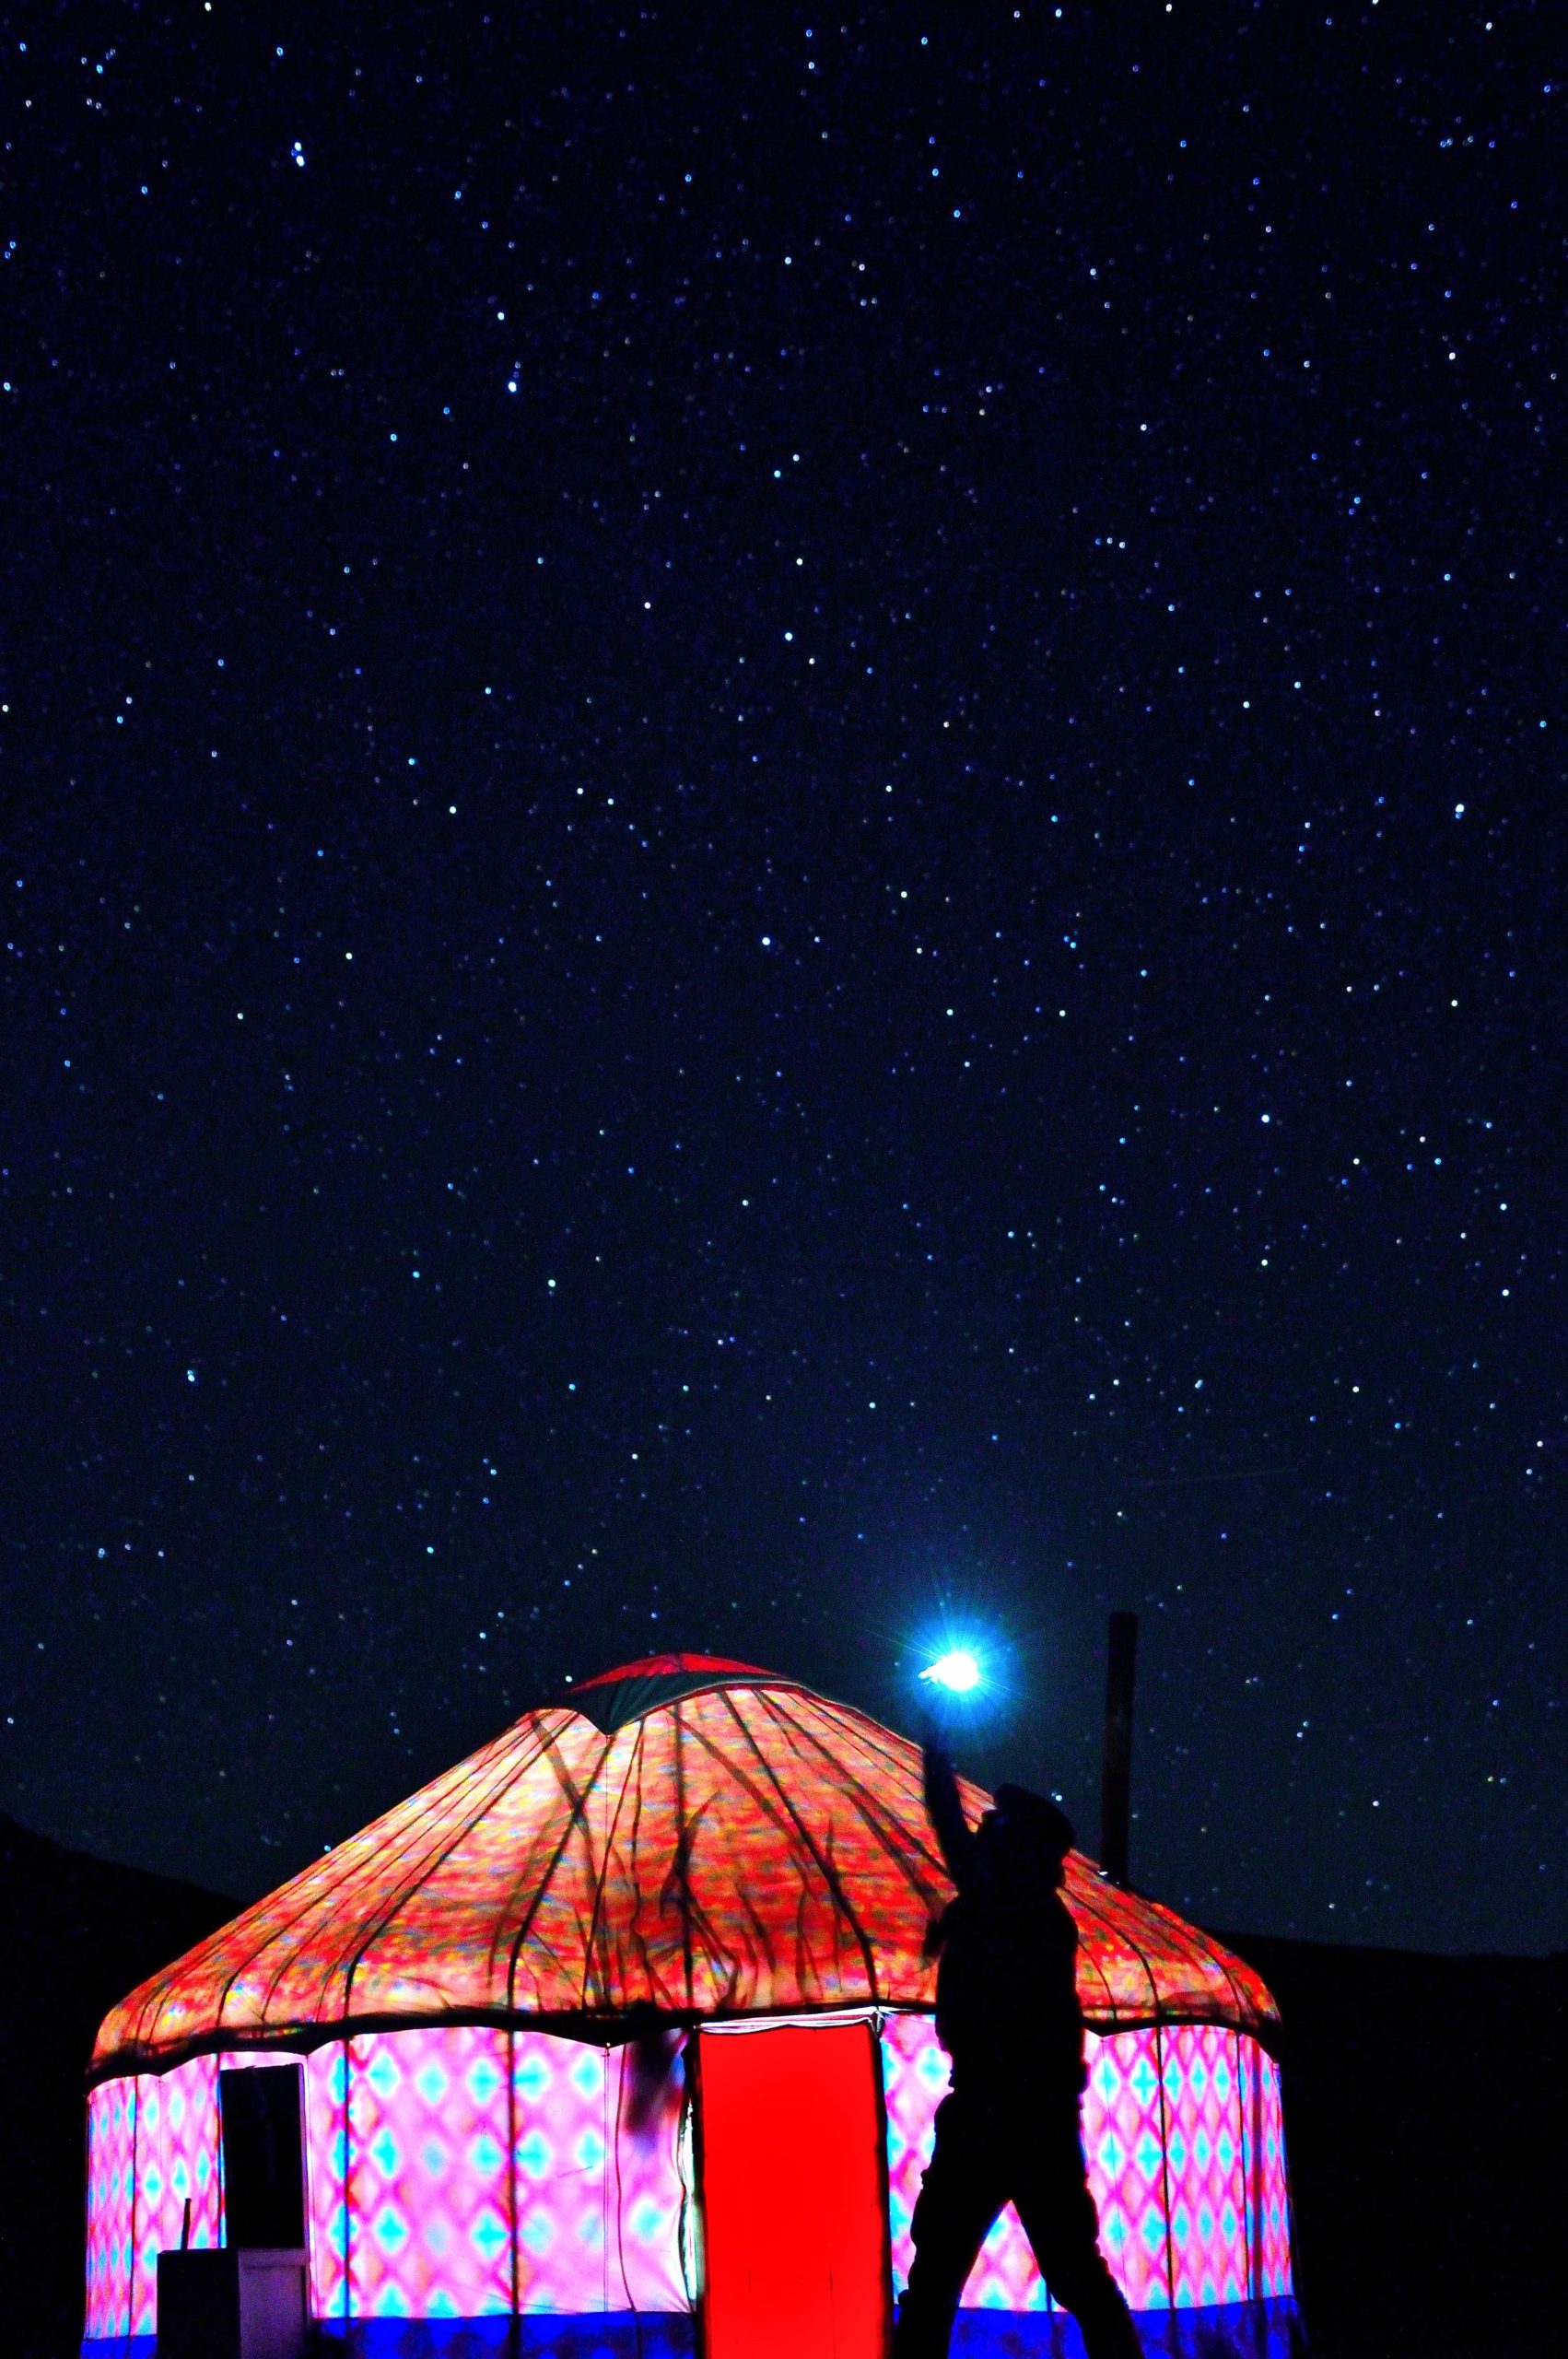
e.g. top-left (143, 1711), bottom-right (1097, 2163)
top-left (696, 2020), bottom-right (890, 2359)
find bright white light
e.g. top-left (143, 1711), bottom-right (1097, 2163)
top-left (920, 1649), bottom-right (981, 1694)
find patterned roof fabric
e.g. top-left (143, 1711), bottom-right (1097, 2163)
top-left (92, 1657), bottom-right (1277, 2076)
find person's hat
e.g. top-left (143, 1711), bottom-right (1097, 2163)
top-left (993, 1784), bottom-right (1075, 1859)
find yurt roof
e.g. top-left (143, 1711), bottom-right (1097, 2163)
top-left (92, 1654), bottom-right (1276, 2079)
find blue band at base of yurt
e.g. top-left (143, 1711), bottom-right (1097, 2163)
top-left (82, 2302), bottom-right (1299, 2359)
top-left (80, 2324), bottom-right (697, 2359)
top-left (944, 2298), bottom-right (1304, 2359)
top-left (316, 2319), bottom-right (696, 2359)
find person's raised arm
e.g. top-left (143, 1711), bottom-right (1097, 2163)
top-left (921, 1725), bottom-right (976, 1888)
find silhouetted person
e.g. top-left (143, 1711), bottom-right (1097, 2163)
top-left (892, 1731), bottom-right (1143, 2359)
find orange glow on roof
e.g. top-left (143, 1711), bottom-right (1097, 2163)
top-left (93, 1661), bottom-right (1278, 2078)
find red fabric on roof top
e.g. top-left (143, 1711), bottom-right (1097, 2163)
top-left (573, 1652), bottom-right (766, 1691)
top-left (92, 1664), bottom-right (1278, 2077)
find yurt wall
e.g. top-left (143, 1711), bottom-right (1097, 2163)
top-left (86, 2027), bottom-right (691, 2347)
top-left (84, 2011), bottom-right (1291, 2351)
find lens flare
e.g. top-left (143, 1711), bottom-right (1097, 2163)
top-left (919, 1648), bottom-right (981, 1694)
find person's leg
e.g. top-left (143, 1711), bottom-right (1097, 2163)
top-left (1011, 2102), bottom-right (1143, 2359)
top-left (892, 2092), bottom-right (1007, 2359)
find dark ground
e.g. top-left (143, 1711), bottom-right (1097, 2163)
top-left (4, 1818), bottom-right (1562, 2358)
top-left (0, 1814), bottom-right (236, 2359)
top-left (1219, 1927), bottom-right (1567, 2359)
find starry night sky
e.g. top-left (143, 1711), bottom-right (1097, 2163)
top-left (3, 3), bottom-right (1563, 1954)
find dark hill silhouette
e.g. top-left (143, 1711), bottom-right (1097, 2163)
top-left (1217, 1927), bottom-right (1566, 2358)
top-left (0, 1813), bottom-right (236, 2359)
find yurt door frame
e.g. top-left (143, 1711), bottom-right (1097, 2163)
top-left (692, 2013), bottom-right (892, 2359)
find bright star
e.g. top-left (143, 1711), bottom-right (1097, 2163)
top-left (920, 1649), bottom-right (981, 1694)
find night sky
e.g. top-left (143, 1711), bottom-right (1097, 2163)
top-left (3, 3), bottom-right (1563, 1956)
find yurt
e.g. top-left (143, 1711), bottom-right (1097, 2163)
top-left (85, 1654), bottom-right (1297, 2357)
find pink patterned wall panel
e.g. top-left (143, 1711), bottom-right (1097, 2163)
top-left (85, 2057), bottom-right (234, 2338)
top-left (303, 2041), bottom-right (352, 2322)
top-left (342, 2027), bottom-right (513, 2321)
top-left (965, 2211), bottom-right (1053, 2313)
top-left (165, 2054), bottom-right (224, 2254)
top-left (1162, 2025), bottom-right (1247, 2307)
top-left (1082, 2027), bottom-right (1172, 2311)
top-left (84, 2078), bottom-right (135, 2340)
top-left (509, 2029), bottom-right (690, 2316)
top-left (127, 2067), bottom-right (163, 2334)
top-left (510, 2031), bottom-right (611, 2313)
top-left (130, 2060), bottom-right (222, 2331)
top-left (1236, 2033), bottom-right (1264, 2297)
top-left (882, 2011), bottom-right (953, 2296)
top-left (1256, 2047), bottom-right (1293, 2298)
top-left (297, 2025), bottom-right (689, 2325)
top-left (604, 2038), bottom-right (692, 2317)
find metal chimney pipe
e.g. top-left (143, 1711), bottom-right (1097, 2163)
top-left (1100, 1611), bottom-right (1139, 1885)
